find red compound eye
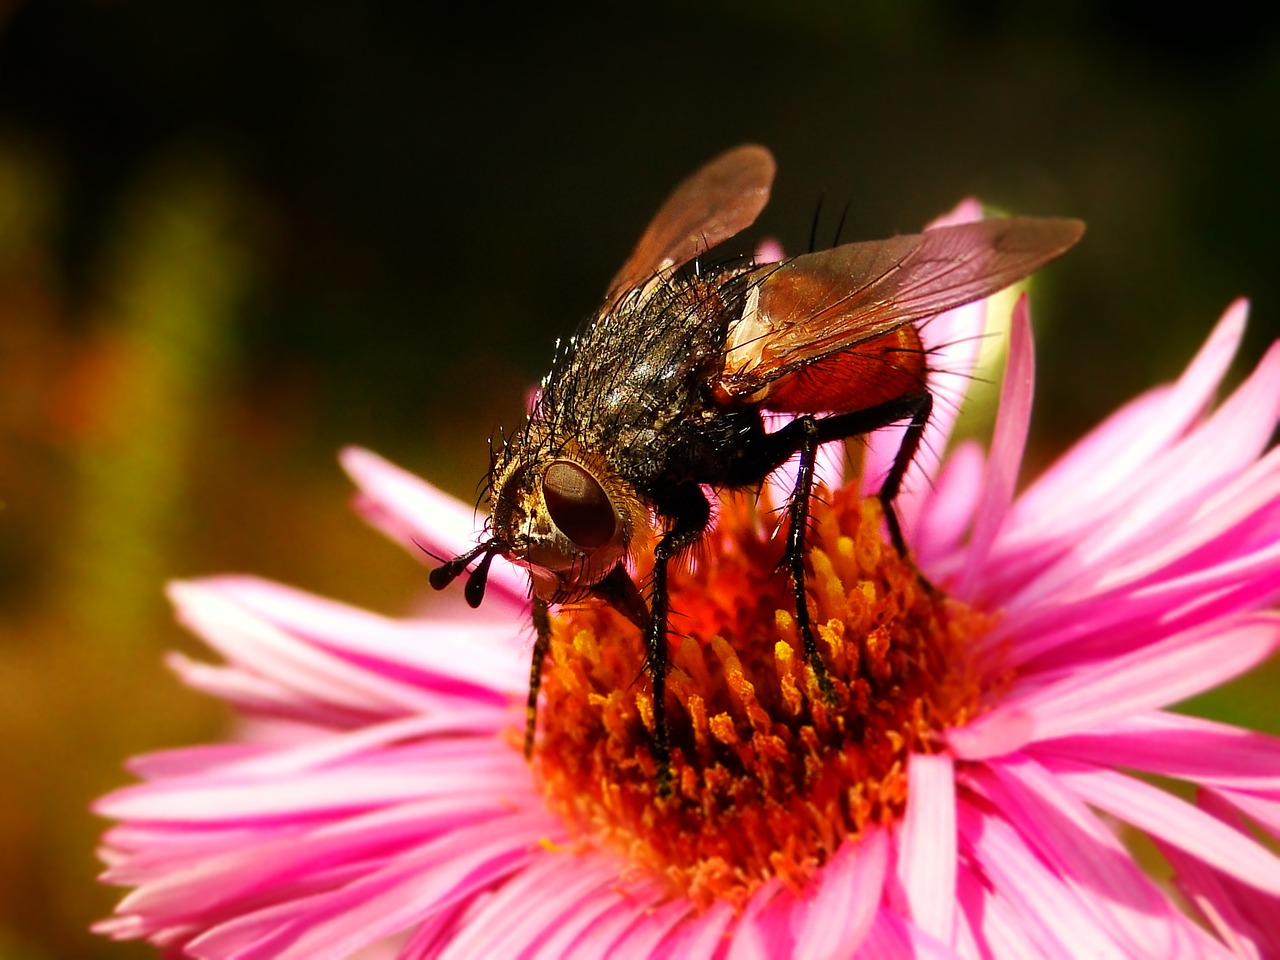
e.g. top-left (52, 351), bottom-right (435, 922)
top-left (543, 461), bottom-right (616, 548)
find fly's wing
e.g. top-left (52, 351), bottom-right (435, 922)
top-left (604, 144), bottom-right (776, 308)
top-left (719, 216), bottom-right (1085, 398)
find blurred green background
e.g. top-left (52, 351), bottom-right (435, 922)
top-left (0, 3), bottom-right (1277, 957)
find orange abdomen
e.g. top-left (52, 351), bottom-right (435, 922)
top-left (761, 324), bottom-right (926, 414)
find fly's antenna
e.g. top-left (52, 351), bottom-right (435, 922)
top-left (428, 538), bottom-right (508, 608)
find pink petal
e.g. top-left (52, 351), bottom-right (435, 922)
top-left (653, 900), bottom-right (734, 960)
top-left (1031, 711), bottom-right (1280, 792)
top-left (972, 302), bottom-right (1251, 610)
top-left (945, 707), bottom-right (1037, 762)
top-left (954, 614), bottom-right (1280, 756)
top-left (1207, 787), bottom-right (1280, 840)
top-left (582, 896), bottom-right (692, 960)
top-left (956, 799), bottom-right (1133, 957)
top-left (927, 199), bottom-right (985, 230)
top-left (1159, 839), bottom-right (1272, 960)
top-left (112, 795), bottom-right (528, 922)
top-left (165, 650), bottom-right (335, 721)
top-left (912, 440), bottom-right (984, 571)
top-left (954, 863), bottom-right (1058, 960)
top-left (983, 491), bottom-right (1280, 672)
top-left (957, 294), bottom-right (1033, 600)
top-left (792, 828), bottom-right (888, 959)
top-left (432, 853), bottom-right (621, 959)
top-left (1051, 760), bottom-right (1280, 896)
top-left (755, 237), bottom-right (784, 264)
top-left (185, 810), bottom-right (551, 960)
top-left (895, 753), bottom-right (957, 944)
top-left (863, 199), bottom-right (990, 530)
top-left (339, 447), bottom-right (529, 609)
top-left (1073, 339), bottom-right (1280, 583)
top-left (1086, 445), bottom-right (1280, 596)
top-left (531, 880), bottom-right (668, 960)
top-left (968, 755), bottom-right (1191, 956)
top-left (727, 881), bottom-right (792, 960)
top-left (1171, 791), bottom-right (1280, 953)
top-left (167, 581), bottom-right (449, 720)
top-left (120, 742), bottom-right (264, 781)
top-left (99, 743), bottom-right (529, 822)
top-left (193, 714), bottom-right (513, 782)
top-left (998, 299), bottom-right (1248, 552)
top-left (203, 576), bottom-right (529, 698)
top-left (856, 909), bottom-right (961, 960)
top-left (889, 289), bottom-right (990, 539)
top-left (999, 328), bottom-right (1280, 616)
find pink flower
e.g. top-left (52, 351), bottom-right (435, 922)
top-left (95, 290), bottom-right (1280, 958)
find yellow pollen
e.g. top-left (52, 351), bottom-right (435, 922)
top-left (532, 485), bottom-right (993, 909)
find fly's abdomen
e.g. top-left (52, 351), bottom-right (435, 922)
top-left (759, 324), bottom-right (926, 414)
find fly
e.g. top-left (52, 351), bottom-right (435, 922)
top-left (430, 145), bottom-right (1084, 791)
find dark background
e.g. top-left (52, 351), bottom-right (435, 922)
top-left (0, 3), bottom-right (1277, 956)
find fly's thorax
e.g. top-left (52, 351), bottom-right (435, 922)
top-left (489, 439), bottom-right (648, 604)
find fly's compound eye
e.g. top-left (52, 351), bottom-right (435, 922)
top-left (542, 461), bottom-right (617, 548)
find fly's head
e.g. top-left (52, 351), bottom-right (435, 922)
top-left (430, 434), bottom-right (644, 609)
top-left (491, 441), bottom-right (640, 603)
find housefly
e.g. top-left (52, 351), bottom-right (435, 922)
top-left (431, 145), bottom-right (1084, 790)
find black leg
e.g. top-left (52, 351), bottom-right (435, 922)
top-left (524, 598), bottom-right (552, 758)
top-left (525, 566), bottom-right (648, 761)
top-left (647, 484), bottom-right (712, 795)
top-left (784, 415), bottom-right (836, 700)
top-left (761, 391), bottom-right (933, 558)
top-left (870, 392), bottom-right (933, 557)
top-left (749, 391), bottom-right (933, 694)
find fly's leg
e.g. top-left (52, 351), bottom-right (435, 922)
top-left (524, 598), bottom-right (552, 758)
top-left (526, 566), bottom-right (648, 761)
top-left (870, 392), bottom-right (932, 558)
top-left (785, 415), bottom-right (835, 700)
top-left (647, 484), bottom-right (712, 795)
top-left (755, 391), bottom-right (933, 695)
top-left (795, 390), bottom-right (933, 558)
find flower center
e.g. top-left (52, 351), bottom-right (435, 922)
top-left (532, 483), bottom-right (992, 909)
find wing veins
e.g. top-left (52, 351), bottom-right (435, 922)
top-left (721, 218), bottom-right (1082, 396)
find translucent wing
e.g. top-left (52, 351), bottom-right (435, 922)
top-left (604, 144), bottom-right (776, 307)
top-left (719, 216), bottom-right (1084, 398)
